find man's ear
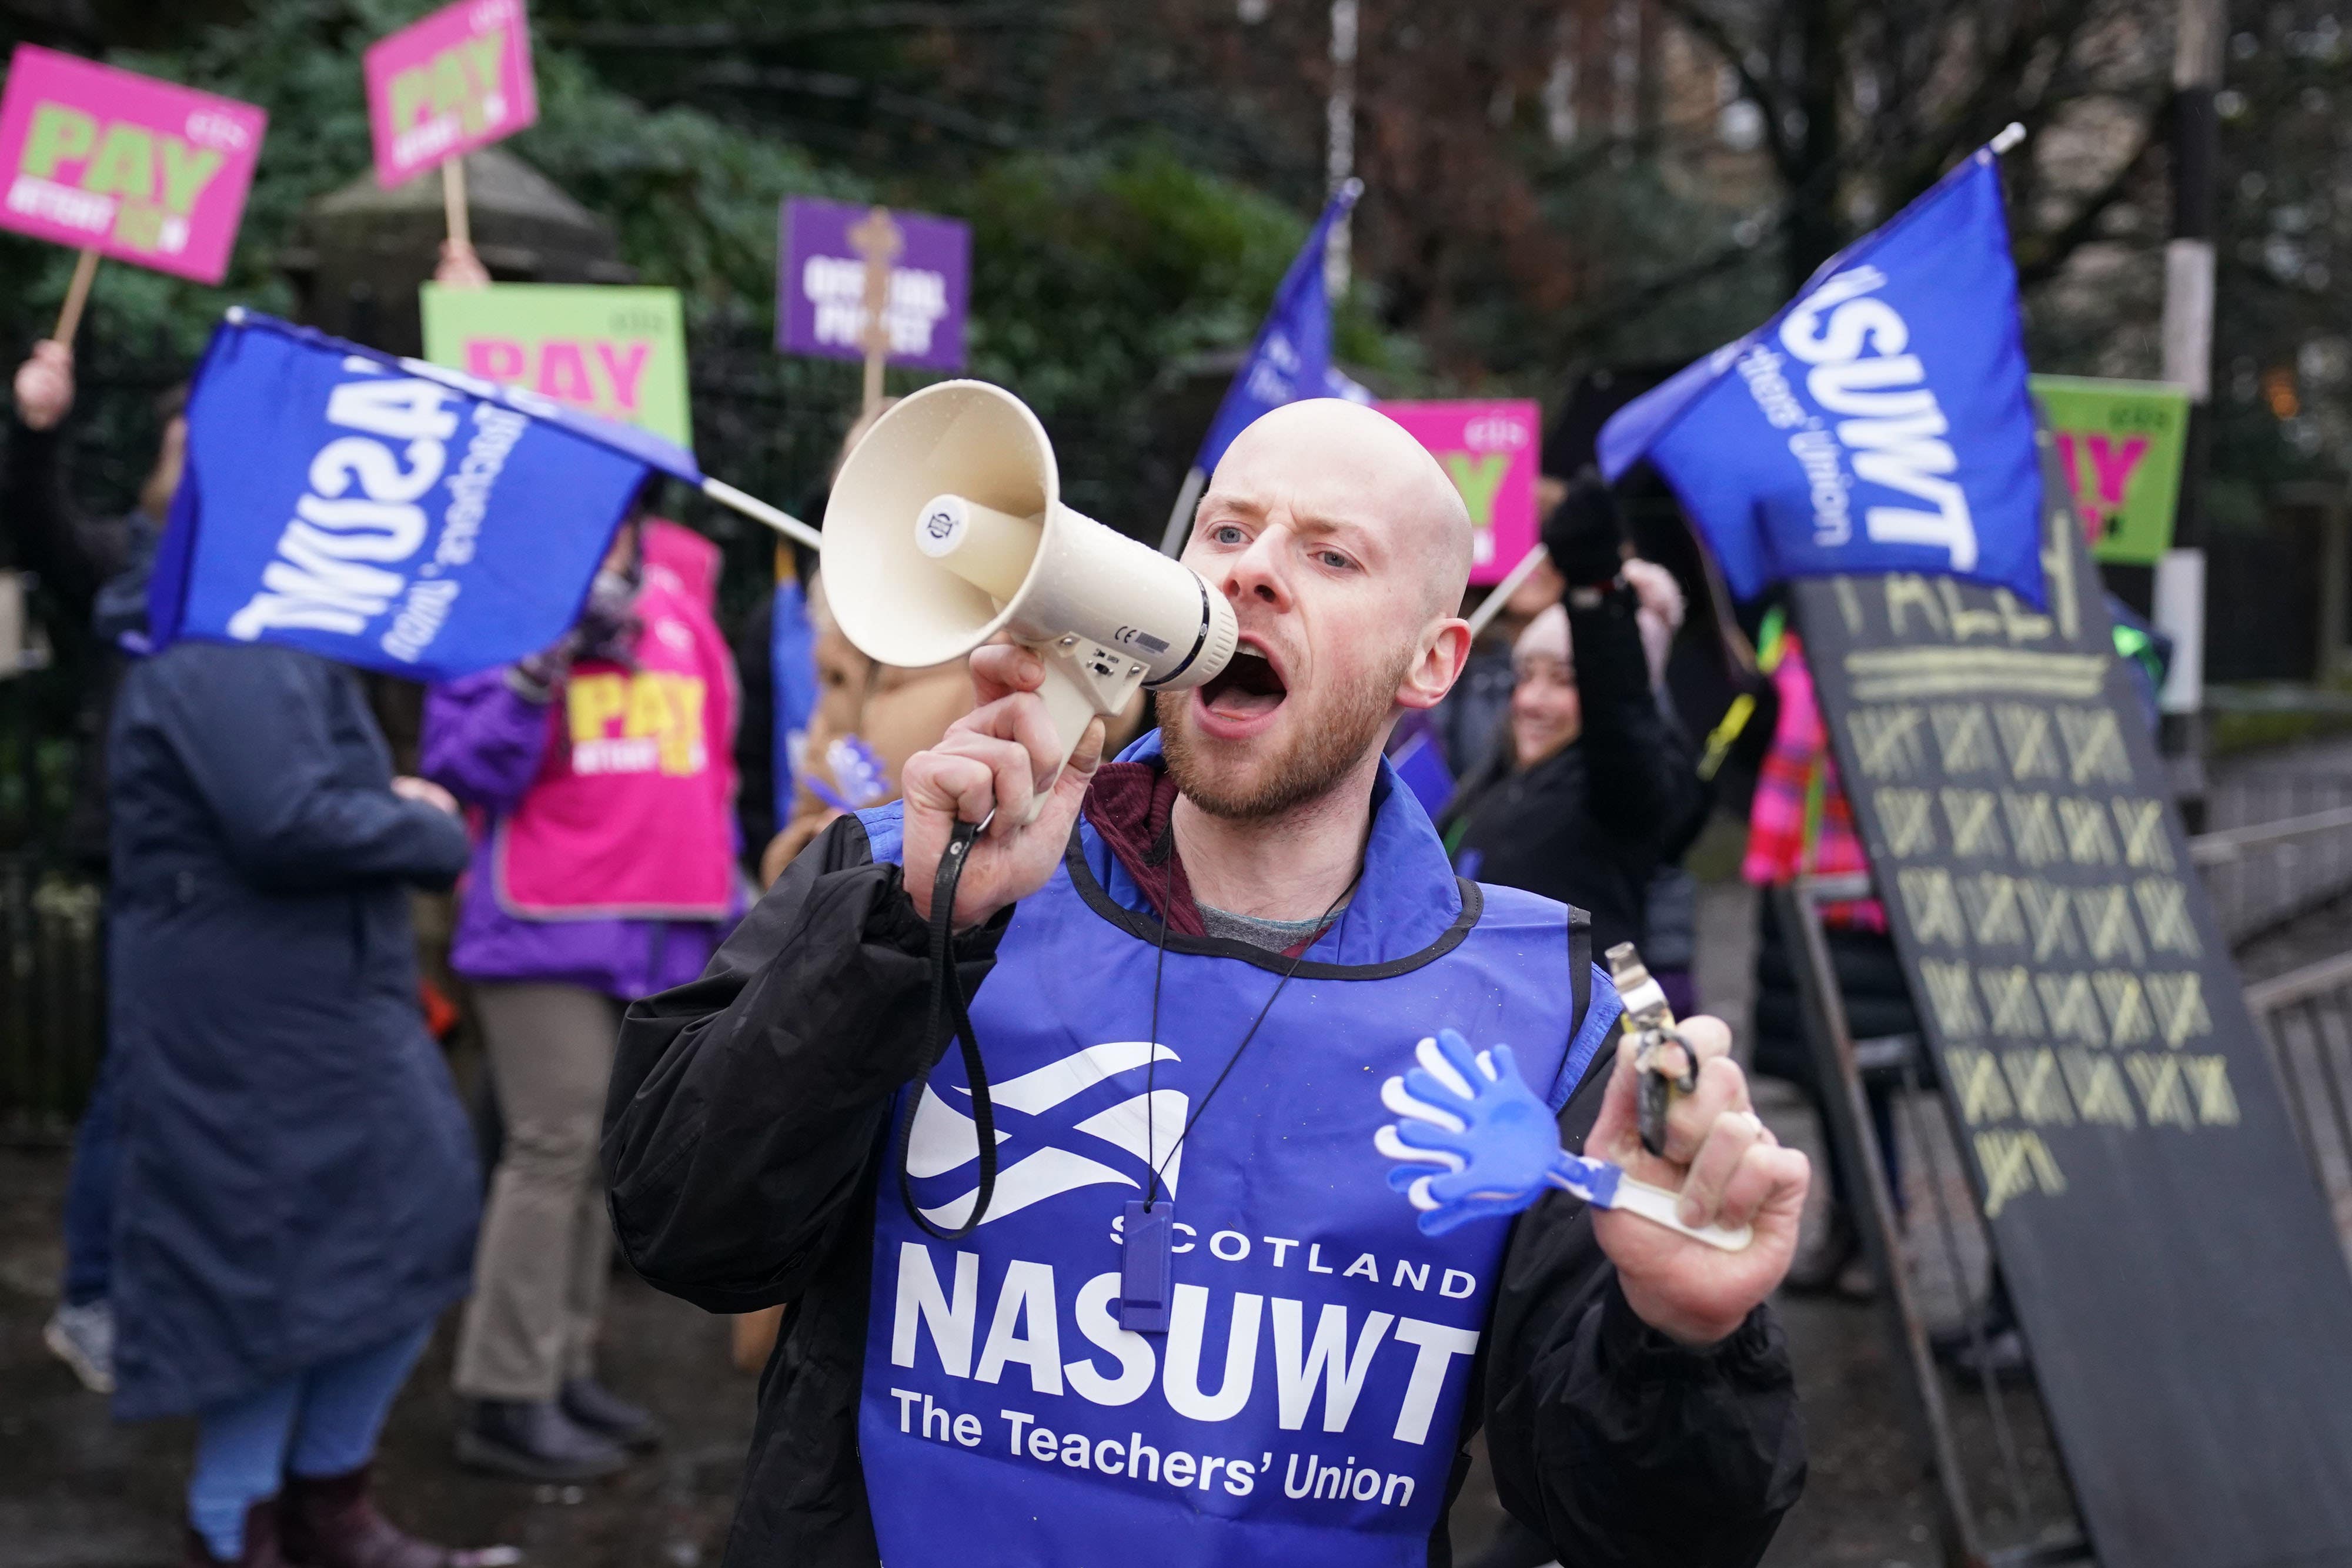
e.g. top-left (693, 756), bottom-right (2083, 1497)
top-left (1396, 618), bottom-right (1473, 712)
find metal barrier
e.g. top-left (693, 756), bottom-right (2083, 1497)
top-left (2246, 952), bottom-right (2352, 1261)
top-left (2195, 767), bottom-right (2352, 944)
top-left (1778, 871), bottom-right (2090, 1568)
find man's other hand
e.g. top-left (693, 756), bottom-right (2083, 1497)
top-left (902, 644), bottom-right (1104, 933)
top-left (14, 339), bottom-right (73, 431)
top-left (1587, 1015), bottom-right (1810, 1347)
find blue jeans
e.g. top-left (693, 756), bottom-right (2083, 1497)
top-left (59, 1042), bottom-right (120, 1306)
top-left (188, 1322), bottom-right (433, 1560)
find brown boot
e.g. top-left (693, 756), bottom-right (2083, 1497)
top-left (279, 1465), bottom-right (507, 1568)
top-left (183, 1497), bottom-right (290, 1567)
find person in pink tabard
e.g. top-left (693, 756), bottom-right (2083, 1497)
top-left (422, 488), bottom-right (743, 1481)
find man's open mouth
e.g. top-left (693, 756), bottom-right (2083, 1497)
top-left (1199, 643), bottom-right (1288, 720)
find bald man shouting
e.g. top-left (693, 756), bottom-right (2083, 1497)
top-left (605, 400), bottom-right (1808, 1568)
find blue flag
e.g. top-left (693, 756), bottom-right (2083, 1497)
top-left (769, 575), bottom-right (820, 827)
top-left (1599, 148), bottom-right (2045, 604)
top-left (1160, 183), bottom-right (1368, 551)
top-left (148, 309), bottom-right (704, 682)
top-left (1194, 181), bottom-right (1367, 476)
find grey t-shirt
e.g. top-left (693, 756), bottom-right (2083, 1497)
top-left (1199, 902), bottom-right (1339, 954)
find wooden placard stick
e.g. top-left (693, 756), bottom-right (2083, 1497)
top-left (443, 155), bottom-right (472, 252)
top-left (52, 248), bottom-right (100, 348)
top-left (1465, 543), bottom-right (1552, 639)
top-left (436, 156), bottom-right (489, 287)
top-left (848, 205), bottom-right (904, 417)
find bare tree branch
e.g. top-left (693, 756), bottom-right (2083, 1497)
top-left (2014, 106), bottom-right (2166, 284)
top-left (1556, 216), bottom-right (1784, 346)
top-left (1653, 0), bottom-right (1802, 183)
top-left (1895, 0), bottom-right (2107, 197)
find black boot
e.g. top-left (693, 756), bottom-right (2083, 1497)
top-left (560, 1376), bottom-right (662, 1452)
top-left (281, 1463), bottom-right (515, 1568)
top-left (183, 1498), bottom-right (289, 1567)
top-left (455, 1398), bottom-right (629, 1482)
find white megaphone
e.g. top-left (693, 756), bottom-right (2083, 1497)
top-left (822, 380), bottom-right (1238, 823)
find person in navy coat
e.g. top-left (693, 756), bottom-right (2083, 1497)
top-left (106, 638), bottom-right (494, 1568)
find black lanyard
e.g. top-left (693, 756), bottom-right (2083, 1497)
top-left (1138, 848), bottom-right (1359, 1209)
top-left (894, 818), bottom-right (997, 1241)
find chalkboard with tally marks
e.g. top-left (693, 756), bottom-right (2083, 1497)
top-left (1791, 485), bottom-right (2352, 1568)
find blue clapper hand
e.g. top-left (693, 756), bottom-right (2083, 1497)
top-left (1374, 1029), bottom-right (1751, 1250)
top-left (805, 735), bottom-right (892, 814)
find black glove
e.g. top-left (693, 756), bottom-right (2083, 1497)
top-left (1541, 466), bottom-right (1626, 588)
top-left (508, 568), bottom-right (642, 697)
top-left (571, 567), bottom-right (642, 663)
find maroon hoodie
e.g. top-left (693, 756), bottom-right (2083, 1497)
top-left (1081, 757), bottom-right (1327, 958)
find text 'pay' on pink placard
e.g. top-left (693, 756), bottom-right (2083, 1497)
top-left (365, 0), bottom-right (538, 187)
top-left (1377, 400), bottom-right (1542, 586)
top-left (0, 45), bottom-right (266, 286)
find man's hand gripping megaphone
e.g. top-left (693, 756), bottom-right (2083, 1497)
top-left (902, 644), bottom-right (1108, 932)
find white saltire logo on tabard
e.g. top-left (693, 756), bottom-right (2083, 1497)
top-left (906, 1041), bottom-right (1189, 1228)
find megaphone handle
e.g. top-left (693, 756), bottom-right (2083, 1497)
top-left (1011, 640), bottom-right (1150, 825)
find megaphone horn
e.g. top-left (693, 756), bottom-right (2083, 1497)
top-left (821, 381), bottom-right (1238, 824)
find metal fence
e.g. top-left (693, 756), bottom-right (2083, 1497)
top-left (2247, 951), bottom-right (2352, 1262)
top-left (0, 855), bottom-right (102, 1141)
top-left (2194, 750), bottom-right (2352, 944)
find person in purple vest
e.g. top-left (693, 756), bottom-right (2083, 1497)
top-left (604, 400), bottom-right (1810, 1568)
top-left (425, 499), bottom-right (743, 1481)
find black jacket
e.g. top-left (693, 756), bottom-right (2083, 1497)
top-left (604, 813), bottom-right (1804, 1567)
top-left (1444, 585), bottom-right (1705, 955)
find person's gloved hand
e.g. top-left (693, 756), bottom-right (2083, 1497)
top-left (571, 566), bottom-right (640, 660)
top-left (510, 568), bottom-right (640, 695)
top-left (1540, 466), bottom-right (1626, 588)
top-left (1376, 1029), bottom-right (1563, 1235)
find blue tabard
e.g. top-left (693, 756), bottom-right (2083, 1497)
top-left (857, 736), bottom-right (1620, 1568)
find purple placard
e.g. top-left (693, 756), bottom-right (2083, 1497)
top-left (778, 197), bottom-right (969, 372)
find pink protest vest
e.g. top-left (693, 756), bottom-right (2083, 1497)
top-left (496, 523), bottom-right (739, 920)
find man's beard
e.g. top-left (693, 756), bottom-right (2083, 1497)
top-left (1157, 648), bottom-right (1409, 821)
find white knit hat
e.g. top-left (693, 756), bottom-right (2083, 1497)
top-left (1513, 601), bottom-right (1571, 666)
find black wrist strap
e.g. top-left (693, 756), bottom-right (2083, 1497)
top-left (893, 819), bottom-right (1000, 1241)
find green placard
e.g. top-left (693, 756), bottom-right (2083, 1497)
top-left (420, 282), bottom-right (692, 447)
top-left (2029, 374), bottom-right (2189, 567)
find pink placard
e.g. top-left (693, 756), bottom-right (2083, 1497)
top-left (0, 45), bottom-right (265, 286)
top-left (1377, 400), bottom-right (1542, 585)
top-left (365, 0), bottom-right (538, 187)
